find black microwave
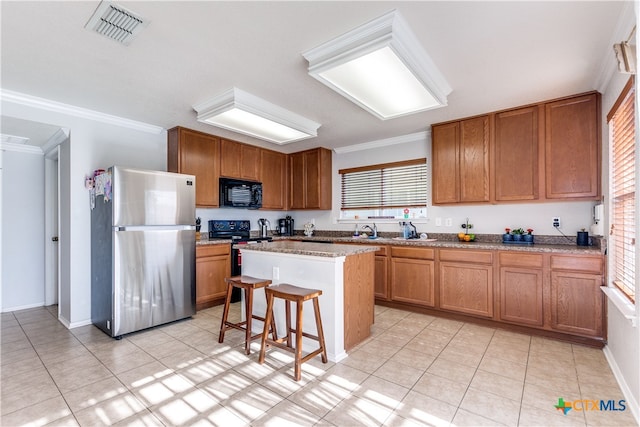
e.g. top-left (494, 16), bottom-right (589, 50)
top-left (219, 178), bottom-right (262, 209)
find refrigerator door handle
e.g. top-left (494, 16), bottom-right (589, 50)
top-left (115, 225), bottom-right (196, 231)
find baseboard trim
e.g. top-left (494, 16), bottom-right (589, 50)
top-left (1, 301), bottom-right (45, 313)
top-left (603, 345), bottom-right (640, 424)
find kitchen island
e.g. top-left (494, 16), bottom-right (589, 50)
top-left (238, 241), bottom-right (378, 362)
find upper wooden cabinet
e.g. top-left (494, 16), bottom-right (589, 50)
top-left (260, 149), bottom-right (287, 210)
top-left (289, 147), bottom-right (332, 210)
top-left (432, 91), bottom-right (601, 205)
top-left (545, 93), bottom-right (600, 200)
top-left (219, 138), bottom-right (260, 181)
top-left (432, 116), bottom-right (490, 204)
top-left (167, 127), bottom-right (220, 207)
top-left (494, 106), bottom-right (541, 202)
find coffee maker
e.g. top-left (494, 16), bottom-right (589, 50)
top-left (278, 215), bottom-right (294, 236)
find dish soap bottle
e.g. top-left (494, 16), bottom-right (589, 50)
top-left (353, 223), bottom-right (359, 237)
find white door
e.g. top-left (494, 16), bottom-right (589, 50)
top-left (44, 150), bottom-right (59, 306)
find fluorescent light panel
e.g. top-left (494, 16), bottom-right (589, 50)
top-left (303, 10), bottom-right (452, 120)
top-left (193, 88), bottom-right (320, 144)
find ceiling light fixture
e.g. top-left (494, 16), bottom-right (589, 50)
top-left (193, 88), bottom-right (321, 144)
top-left (302, 9), bottom-right (452, 120)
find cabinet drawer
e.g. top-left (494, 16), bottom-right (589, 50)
top-left (439, 249), bottom-right (492, 264)
top-left (375, 246), bottom-right (388, 256)
top-left (196, 244), bottom-right (231, 258)
top-left (391, 246), bottom-right (434, 260)
top-left (499, 252), bottom-right (543, 268)
top-left (550, 255), bottom-right (602, 274)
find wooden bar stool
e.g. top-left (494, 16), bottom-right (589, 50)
top-left (219, 275), bottom-right (277, 355)
top-left (258, 283), bottom-right (328, 381)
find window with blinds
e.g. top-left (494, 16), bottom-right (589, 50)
top-left (608, 76), bottom-right (635, 303)
top-left (340, 159), bottom-right (427, 212)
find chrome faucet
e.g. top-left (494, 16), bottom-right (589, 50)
top-left (362, 223), bottom-right (377, 238)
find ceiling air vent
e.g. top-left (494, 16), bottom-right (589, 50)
top-left (85, 1), bottom-right (148, 45)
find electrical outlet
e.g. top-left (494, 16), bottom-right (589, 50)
top-left (445, 218), bottom-right (453, 227)
top-left (435, 217), bottom-right (442, 227)
top-left (272, 266), bottom-right (279, 280)
top-left (552, 217), bottom-right (561, 228)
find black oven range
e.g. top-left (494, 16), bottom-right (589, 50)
top-left (208, 220), bottom-right (273, 301)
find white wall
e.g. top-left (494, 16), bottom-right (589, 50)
top-left (599, 2), bottom-right (640, 420)
top-left (1, 96), bottom-right (166, 326)
top-left (1, 149), bottom-right (45, 310)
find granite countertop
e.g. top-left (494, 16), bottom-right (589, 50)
top-left (196, 234), bottom-right (604, 255)
top-left (233, 240), bottom-right (380, 258)
top-left (284, 235), bottom-right (605, 255)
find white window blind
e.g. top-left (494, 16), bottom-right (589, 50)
top-left (340, 159), bottom-right (427, 210)
top-left (609, 77), bottom-right (635, 303)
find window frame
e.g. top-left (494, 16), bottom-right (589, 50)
top-left (338, 158), bottom-right (428, 220)
top-left (608, 76), bottom-right (636, 304)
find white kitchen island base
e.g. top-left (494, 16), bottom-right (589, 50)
top-left (239, 241), bottom-right (376, 362)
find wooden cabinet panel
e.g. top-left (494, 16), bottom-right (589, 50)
top-left (289, 151), bottom-right (305, 209)
top-left (343, 252), bottom-right (375, 350)
top-left (289, 148), bottom-right (332, 210)
top-left (390, 258), bottom-right (435, 307)
top-left (550, 255), bottom-right (602, 274)
top-left (439, 262), bottom-right (493, 318)
top-left (220, 139), bottom-right (260, 181)
top-left (545, 93), bottom-right (600, 200)
top-left (439, 249), bottom-right (492, 264)
top-left (305, 148), bottom-right (321, 208)
top-left (459, 116), bottom-right (490, 202)
top-left (167, 127), bottom-right (219, 207)
top-left (432, 122), bottom-right (459, 204)
top-left (498, 251), bottom-right (544, 326)
top-left (195, 244), bottom-right (231, 311)
top-left (260, 149), bottom-right (287, 210)
top-left (390, 246), bottom-right (434, 260)
top-left (499, 266), bottom-right (544, 326)
top-left (494, 106), bottom-right (540, 201)
top-left (550, 271), bottom-right (603, 337)
top-left (432, 116), bottom-right (489, 204)
top-left (374, 255), bottom-right (389, 300)
top-left (499, 252), bottom-right (543, 268)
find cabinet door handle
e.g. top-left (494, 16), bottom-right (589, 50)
top-left (52, 236), bottom-right (59, 242)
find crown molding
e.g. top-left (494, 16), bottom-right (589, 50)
top-left (0, 89), bottom-right (164, 134)
top-left (595, 1), bottom-right (636, 92)
top-left (0, 133), bottom-right (30, 145)
top-left (333, 130), bottom-right (429, 153)
top-left (42, 128), bottom-right (70, 157)
top-left (0, 141), bottom-right (43, 155)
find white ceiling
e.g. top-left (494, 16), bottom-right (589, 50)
top-left (0, 1), bottom-right (629, 153)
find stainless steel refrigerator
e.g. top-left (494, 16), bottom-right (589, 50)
top-left (91, 166), bottom-right (196, 338)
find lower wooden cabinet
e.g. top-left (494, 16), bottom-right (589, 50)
top-left (550, 255), bottom-right (604, 338)
top-left (366, 243), bottom-right (604, 343)
top-left (374, 247), bottom-right (389, 300)
top-left (438, 250), bottom-right (493, 318)
top-left (195, 244), bottom-right (231, 311)
top-left (390, 247), bottom-right (435, 307)
top-left (498, 252), bottom-right (544, 326)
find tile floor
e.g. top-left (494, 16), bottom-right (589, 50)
top-left (1, 303), bottom-right (637, 426)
